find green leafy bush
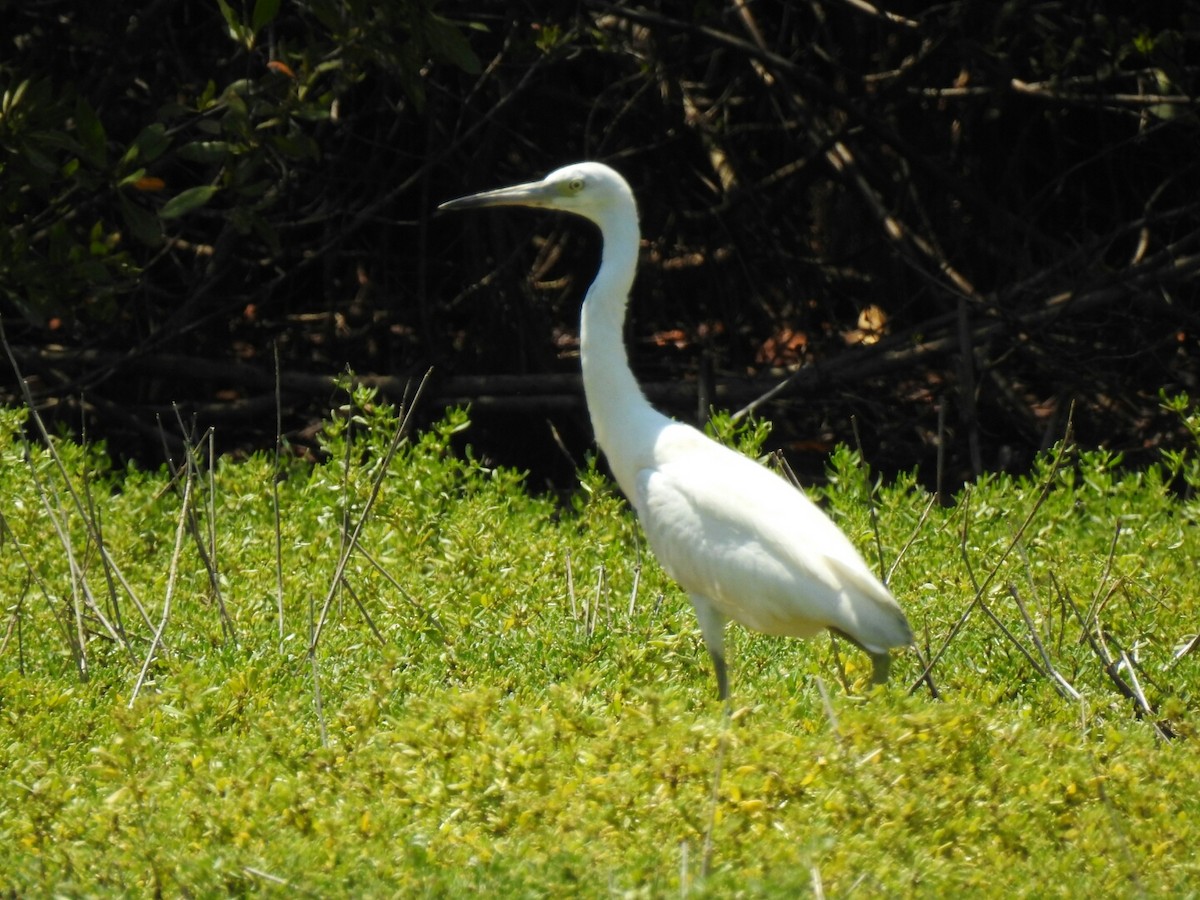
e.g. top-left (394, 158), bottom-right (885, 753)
top-left (1, 394), bottom-right (1198, 893)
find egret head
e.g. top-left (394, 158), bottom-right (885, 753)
top-left (438, 162), bottom-right (637, 230)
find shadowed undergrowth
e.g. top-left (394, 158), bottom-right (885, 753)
top-left (1, 389), bottom-right (1198, 895)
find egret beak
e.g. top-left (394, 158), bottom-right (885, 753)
top-left (437, 179), bottom-right (556, 214)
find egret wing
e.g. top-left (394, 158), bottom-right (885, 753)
top-left (632, 427), bottom-right (909, 649)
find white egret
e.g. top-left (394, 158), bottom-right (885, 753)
top-left (440, 162), bottom-right (913, 699)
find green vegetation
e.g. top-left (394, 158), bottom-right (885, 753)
top-left (1, 391), bottom-right (1198, 896)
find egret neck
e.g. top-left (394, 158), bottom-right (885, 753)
top-left (578, 202), bottom-right (668, 497)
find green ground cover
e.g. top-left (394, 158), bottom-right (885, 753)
top-left (1, 391), bottom-right (1198, 896)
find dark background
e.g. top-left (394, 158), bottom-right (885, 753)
top-left (2, 1), bottom-right (1198, 494)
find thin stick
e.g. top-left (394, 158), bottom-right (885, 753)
top-left (355, 544), bottom-right (445, 636)
top-left (588, 565), bottom-right (606, 638)
top-left (0, 560), bottom-right (31, 670)
top-left (977, 598), bottom-right (1048, 680)
top-left (887, 492), bottom-right (936, 585)
top-left (814, 675), bottom-right (841, 735)
top-left (170, 411), bottom-right (235, 642)
top-left (205, 425), bottom-right (235, 641)
top-left (1086, 519), bottom-right (1123, 625)
top-left (0, 509), bottom-right (75, 660)
top-left (1009, 583), bottom-right (1080, 701)
top-left (310, 370), bottom-right (431, 652)
top-left (910, 405), bottom-right (1074, 692)
top-left (830, 0), bottom-right (917, 28)
top-left (850, 416), bottom-right (887, 583)
top-left (810, 865), bottom-right (827, 900)
top-left (566, 549), bottom-right (578, 629)
top-left (646, 592), bottom-right (665, 640)
top-left (1060, 581), bottom-right (1172, 739)
top-left (1, 327), bottom-right (155, 637)
top-left (308, 594), bottom-right (328, 748)
top-left (272, 342), bottom-right (285, 642)
top-left (1118, 651), bottom-right (1156, 723)
top-left (628, 538), bottom-right (642, 618)
top-left (701, 705), bottom-right (732, 879)
top-left (604, 566), bottom-right (613, 630)
top-left (955, 296), bottom-right (983, 477)
top-left (337, 382), bottom-right (354, 621)
top-left (908, 640), bottom-right (939, 698)
top-left (78, 441), bottom-right (130, 654)
top-left (130, 463), bottom-right (193, 706)
top-left (337, 580), bottom-right (387, 647)
top-left (27, 442), bottom-right (89, 678)
top-left (935, 400), bottom-right (947, 506)
top-left (242, 867), bottom-right (289, 887)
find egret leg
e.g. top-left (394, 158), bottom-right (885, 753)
top-left (830, 627), bottom-right (893, 686)
top-left (689, 594), bottom-right (729, 700)
top-left (869, 652), bottom-right (891, 686)
top-left (710, 652), bottom-right (729, 702)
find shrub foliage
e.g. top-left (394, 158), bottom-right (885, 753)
top-left (1, 3), bottom-right (1198, 480)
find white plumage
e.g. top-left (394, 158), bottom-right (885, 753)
top-left (440, 162), bottom-right (913, 699)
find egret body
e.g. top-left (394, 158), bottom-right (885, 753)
top-left (440, 163), bottom-right (913, 699)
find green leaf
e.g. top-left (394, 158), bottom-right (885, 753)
top-left (73, 97), bottom-right (107, 168)
top-left (121, 123), bottom-right (170, 167)
top-left (215, 0), bottom-right (242, 38)
top-left (159, 185), bottom-right (219, 219)
top-left (214, 0), bottom-right (237, 29)
top-left (119, 195), bottom-right (163, 246)
top-left (20, 139), bottom-right (58, 174)
top-left (177, 140), bottom-right (232, 164)
top-left (199, 80), bottom-right (219, 109)
top-left (1, 78), bottom-right (35, 117)
top-left (215, 0), bottom-right (254, 47)
top-left (267, 132), bottom-right (320, 162)
top-left (133, 123), bottom-right (170, 164)
top-left (117, 167), bottom-right (146, 187)
top-left (425, 15), bottom-right (482, 75)
top-left (252, 0), bottom-right (281, 33)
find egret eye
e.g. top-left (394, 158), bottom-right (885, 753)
top-left (568, 177), bottom-right (585, 193)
